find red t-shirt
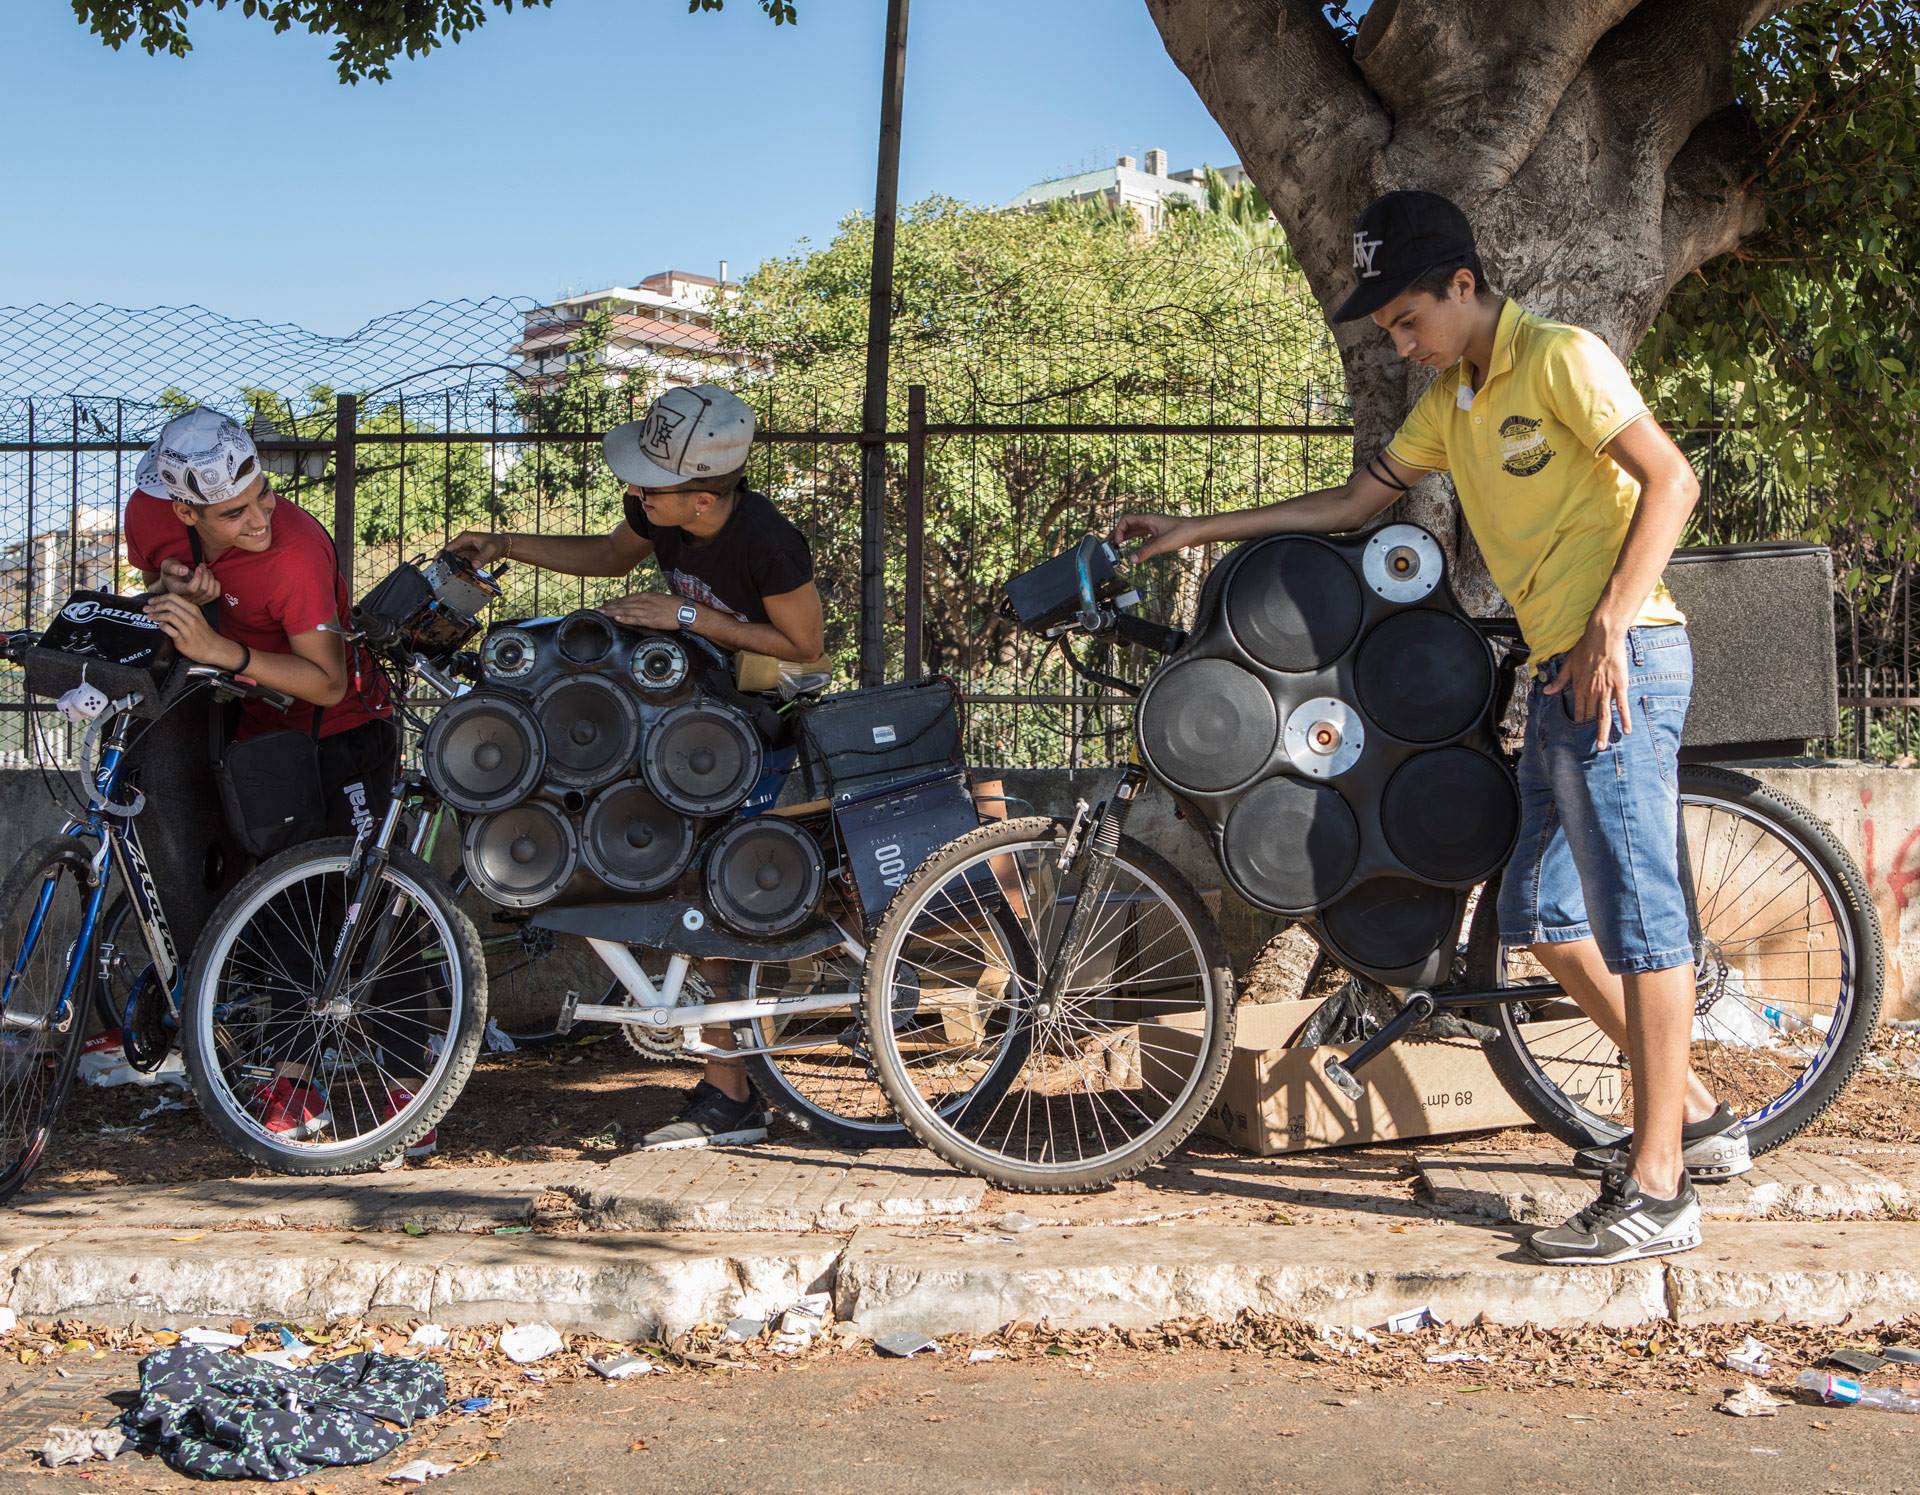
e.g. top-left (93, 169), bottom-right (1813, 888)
top-left (124, 490), bottom-right (391, 740)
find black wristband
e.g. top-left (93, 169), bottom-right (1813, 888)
top-left (232, 642), bottom-right (251, 677)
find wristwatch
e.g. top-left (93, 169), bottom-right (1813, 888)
top-left (676, 603), bottom-right (698, 629)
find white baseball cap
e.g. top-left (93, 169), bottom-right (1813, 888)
top-left (604, 384), bottom-right (754, 490)
top-left (140, 407), bottom-right (262, 506)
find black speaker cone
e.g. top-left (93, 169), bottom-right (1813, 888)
top-left (1136, 657), bottom-right (1275, 794)
top-left (1225, 537), bottom-right (1364, 672)
top-left (1352, 609), bottom-right (1494, 744)
top-left (704, 817), bottom-right (825, 936)
top-left (581, 778), bottom-right (695, 894)
top-left (535, 675), bottom-right (642, 790)
top-left (1381, 748), bottom-right (1519, 884)
top-left (1320, 877), bottom-right (1458, 972)
top-left (1220, 776), bottom-right (1360, 913)
top-left (644, 701), bottom-right (764, 815)
top-left (422, 691), bottom-right (546, 813)
top-left (557, 609), bottom-right (617, 666)
top-left (462, 801), bottom-right (580, 909)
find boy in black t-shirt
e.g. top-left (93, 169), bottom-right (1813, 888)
top-left (450, 384), bottom-right (826, 1149)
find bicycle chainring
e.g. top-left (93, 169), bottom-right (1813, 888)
top-left (620, 969), bottom-right (715, 1062)
top-left (119, 964), bottom-right (174, 1073)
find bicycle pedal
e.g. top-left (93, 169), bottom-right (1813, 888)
top-left (1322, 1056), bottom-right (1364, 1101)
top-left (556, 990), bottom-right (580, 1035)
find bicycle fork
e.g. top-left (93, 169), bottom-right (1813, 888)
top-left (1029, 762), bottom-right (1150, 1022)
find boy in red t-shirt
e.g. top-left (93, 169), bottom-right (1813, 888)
top-left (132, 408), bottom-right (428, 1154)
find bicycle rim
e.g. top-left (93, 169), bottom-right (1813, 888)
top-left (1488, 784), bottom-right (1866, 1141)
top-left (193, 852), bottom-right (470, 1159)
top-left (743, 945), bottom-right (898, 1134)
top-left (0, 842), bottom-right (94, 1200)
top-left (868, 832), bottom-right (1222, 1183)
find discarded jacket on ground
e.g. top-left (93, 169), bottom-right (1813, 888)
top-left (120, 1343), bottom-right (446, 1481)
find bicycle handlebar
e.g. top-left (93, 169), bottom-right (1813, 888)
top-left (185, 664), bottom-right (296, 713)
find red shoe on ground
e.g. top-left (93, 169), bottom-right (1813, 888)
top-left (251, 1077), bottom-right (331, 1140)
top-left (382, 1086), bottom-right (438, 1160)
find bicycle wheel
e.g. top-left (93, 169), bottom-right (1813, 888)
top-left (1469, 763), bottom-right (1885, 1154)
top-left (862, 815), bottom-right (1236, 1193)
top-left (739, 939), bottom-right (1026, 1149)
top-left (0, 837), bottom-right (100, 1203)
top-left (183, 838), bottom-right (487, 1173)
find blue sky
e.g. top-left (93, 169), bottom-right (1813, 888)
top-left (0, 0), bottom-right (1238, 333)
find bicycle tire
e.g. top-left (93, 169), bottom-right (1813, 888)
top-left (1469, 762), bottom-right (1885, 1155)
top-left (862, 815), bottom-right (1236, 1193)
top-left (183, 838), bottom-right (487, 1174)
top-left (0, 837), bottom-right (101, 1203)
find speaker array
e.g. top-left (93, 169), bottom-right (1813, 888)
top-left (1136, 524), bottom-right (1519, 986)
top-left (427, 609), bottom-right (813, 922)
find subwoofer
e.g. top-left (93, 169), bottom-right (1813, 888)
top-left (556, 608), bottom-right (618, 667)
top-left (462, 801), bottom-right (581, 909)
top-left (581, 778), bottom-right (696, 894)
top-left (422, 691), bottom-right (547, 813)
top-left (535, 675), bottom-right (642, 790)
top-left (704, 817), bottom-right (825, 936)
top-left (1380, 748), bottom-right (1518, 885)
top-left (1135, 657), bottom-right (1275, 793)
top-left (1225, 537), bottom-right (1364, 671)
top-left (644, 701), bottom-right (764, 815)
top-left (1220, 776), bottom-right (1358, 914)
top-left (1352, 609), bottom-right (1493, 744)
top-left (1320, 877), bottom-right (1459, 972)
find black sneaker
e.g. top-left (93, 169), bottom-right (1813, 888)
top-left (638, 1081), bottom-right (769, 1152)
top-left (1527, 1170), bottom-right (1702, 1265)
top-left (1571, 1104), bottom-right (1752, 1181)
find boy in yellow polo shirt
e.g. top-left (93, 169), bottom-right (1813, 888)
top-left (1113, 190), bottom-right (1745, 1266)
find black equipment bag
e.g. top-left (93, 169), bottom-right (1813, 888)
top-left (832, 770), bottom-right (981, 927)
top-left (797, 678), bottom-right (964, 804)
top-left (25, 590), bottom-right (184, 717)
top-left (187, 527), bottom-right (330, 860)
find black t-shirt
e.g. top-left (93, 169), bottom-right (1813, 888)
top-left (622, 488), bottom-right (814, 626)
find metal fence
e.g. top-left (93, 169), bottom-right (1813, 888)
top-left (0, 293), bottom-right (1910, 768)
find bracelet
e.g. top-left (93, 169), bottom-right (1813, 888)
top-left (232, 643), bottom-right (252, 677)
top-left (499, 533), bottom-right (514, 561)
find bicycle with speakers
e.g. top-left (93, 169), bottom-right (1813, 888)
top-left (858, 533), bottom-right (1883, 1193)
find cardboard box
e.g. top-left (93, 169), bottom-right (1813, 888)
top-left (1144, 999), bottom-right (1622, 1155)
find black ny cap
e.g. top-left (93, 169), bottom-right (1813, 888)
top-left (1331, 190), bottom-right (1479, 323)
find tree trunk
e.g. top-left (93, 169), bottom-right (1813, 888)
top-left (1143, 0), bottom-right (1780, 610)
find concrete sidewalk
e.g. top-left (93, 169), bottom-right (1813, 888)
top-left (7, 1136), bottom-right (1920, 1338)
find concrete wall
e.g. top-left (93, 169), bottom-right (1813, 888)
top-left (12, 760), bottom-right (1915, 1030)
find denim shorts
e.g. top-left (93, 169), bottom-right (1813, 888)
top-left (1494, 624), bottom-right (1695, 975)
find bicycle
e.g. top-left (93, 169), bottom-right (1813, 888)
top-left (859, 534), bottom-right (1884, 1192)
top-left (0, 632), bottom-right (305, 1203)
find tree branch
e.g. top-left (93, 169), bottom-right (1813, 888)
top-left (1143, 0), bottom-right (1387, 295)
top-left (1353, 0), bottom-right (1641, 190)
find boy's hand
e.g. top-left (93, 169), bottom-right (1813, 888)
top-left (157, 559), bottom-right (220, 606)
top-left (1109, 513), bottom-right (1202, 562)
top-left (599, 592), bottom-right (687, 631)
top-left (1542, 621), bottom-right (1633, 750)
top-left (144, 593), bottom-right (236, 668)
top-left (447, 531), bottom-right (508, 568)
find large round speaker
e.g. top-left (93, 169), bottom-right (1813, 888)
top-left (556, 609), bottom-right (617, 667)
top-left (462, 801), bottom-right (581, 909)
top-left (1352, 609), bottom-right (1494, 744)
top-left (422, 691), bottom-right (546, 813)
top-left (1320, 877), bottom-right (1458, 971)
top-left (1221, 776), bottom-right (1360, 913)
top-left (1225, 537), bottom-right (1364, 672)
top-left (581, 778), bottom-right (695, 894)
top-left (704, 817), bottom-right (825, 936)
top-left (644, 701), bottom-right (764, 815)
top-left (1381, 748), bottom-right (1519, 884)
top-left (1136, 658), bottom-right (1275, 794)
top-left (535, 675), bottom-right (642, 790)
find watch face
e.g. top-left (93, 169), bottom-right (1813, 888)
top-left (676, 604), bottom-right (697, 627)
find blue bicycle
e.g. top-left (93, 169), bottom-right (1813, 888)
top-left (0, 630), bottom-right (293, 1202)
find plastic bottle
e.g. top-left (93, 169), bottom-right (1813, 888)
top-left (1798, 1369), bottom-right (1920, 1411)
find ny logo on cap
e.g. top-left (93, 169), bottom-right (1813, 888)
top-left (1353, 231), bottom-right (1384, 279)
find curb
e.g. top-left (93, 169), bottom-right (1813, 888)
top-left (7, 1216), bottom-right (1920, 1338)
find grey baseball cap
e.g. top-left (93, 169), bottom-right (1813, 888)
top-left (604, 384), bottom-right (755, 489)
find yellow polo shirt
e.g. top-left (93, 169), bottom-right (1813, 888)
top-left (1385, 298), bottom-right (1685, 660)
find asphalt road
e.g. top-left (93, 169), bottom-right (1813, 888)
top-left (5, 1346), bottom-right (1913, 1492)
